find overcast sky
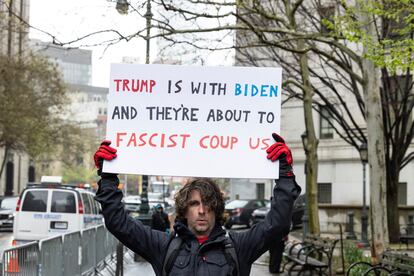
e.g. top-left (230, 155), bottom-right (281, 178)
top-left (29, 0), bottom-right (235, 87)
top-left (29, 0), bottom-right (148, 87)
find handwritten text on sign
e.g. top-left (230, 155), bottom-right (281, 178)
top-left (103, 64), bottom-right (282, 179)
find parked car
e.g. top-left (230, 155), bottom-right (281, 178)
top-left (14, 183), bottom-right (103, 242)
top-left (224, 199), bottom-right (269, 229)
top-left (291, 194), bottom-right (306, 228)
top-left (250, 201), bottom-right (271, 225)
top-left (251, 194), bottom-right (306, 229)
top-left (123, 195), bottom-right (141, 214)
top-left (0, 196), bottom-right (19, 231)
top-left (148, 192), bottom-right (163, 201)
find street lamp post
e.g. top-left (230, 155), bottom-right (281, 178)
top-left (144, 0), bottom-right (152, 64)
top-left (113, 0), bottom-right (153, 265)
top-left (359, 142), bottom-right (369, 246)
top-left (115, 0), bottom-right (129, 14)
top-left (115, 0), bottom-right (152, 64)
top-left (114, 0), bottom-right (152, 222)
top-left (141, 0), bottom-right (152, 218)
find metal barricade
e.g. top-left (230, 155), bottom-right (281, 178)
top-left (103, 230), bottom-right (118, 267)
top-left (95, 225), bottom-right (107, 269)
top-left (110, 232), bottom-right (118, 253)
top-left (39, 235), bottom-right (63, 276)
top-left (2, 241), bottom-right (40, 276)
top-left (63, 231), bottom-right (81, 276)
top-left (1, 226), bottom-right (117, 276)
top-left (80, 227), bottom-right (96, 275)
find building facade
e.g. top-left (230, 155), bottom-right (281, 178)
top-left (30, 39), bottom-right (92, 86)
top-left (233, 1), bottom-right (414, 234)
top-left (30, 39), bottom-right (108, 178)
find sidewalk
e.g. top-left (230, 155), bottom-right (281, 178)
top-left (118, 231), bottom-right (305, 275)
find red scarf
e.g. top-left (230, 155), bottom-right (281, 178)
top-left (197, 236), bottom-right (208, 245)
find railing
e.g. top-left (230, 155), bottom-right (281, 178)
top-left (2, 241), bottom-right (39, 275)
top-left (2, 225), bottom-right (118, 276)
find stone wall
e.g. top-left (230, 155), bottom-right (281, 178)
top-left (317, 205), bottom-right (414, 237)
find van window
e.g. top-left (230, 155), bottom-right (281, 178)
top-left (92, 198), bottom-right (101, 214)
top-left (51, 191), bottom-right (76, 213)
top-left (88, 194), bottom-right (98, 214)
top-left (22, 190), bottom-right (48, 212)
top-left (95, 200), bottom-right (102, 214)
top-left (81, 193), bottom-right (92, 214)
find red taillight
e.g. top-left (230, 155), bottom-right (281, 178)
top-left (78, 198), bottom-right (84, 214)
top-left (15, 198), bottom-right (21, 212)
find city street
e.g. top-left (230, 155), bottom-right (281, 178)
top-left (0, 232), bottom-right (13, 255)
top-left (0, 227), bottom-right (289, 275)
top-left (1, 0), bottom-right (414, 275)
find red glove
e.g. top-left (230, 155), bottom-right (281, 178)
top-left (93, 140), bottom-right (117, 169)
top-left (266, 133), bottom-right (293, 177)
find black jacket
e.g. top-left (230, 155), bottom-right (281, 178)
top-left (95, 174), bottom-right (301, 276)
top-left (152, 211), bottom-right (170, 232)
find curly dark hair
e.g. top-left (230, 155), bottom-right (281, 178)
top-left (175, 178), bottom-right (225, 225)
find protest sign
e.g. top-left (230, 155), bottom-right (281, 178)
top-left (103, 64), bottom-right (282, 179)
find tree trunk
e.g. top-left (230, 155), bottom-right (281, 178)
top-left (0, 145), bottom-right (10, 182)
top-left (386, 160), bottom-right (400, 243)
top-left (358, 0), bottom-right (389, 261)
top-left (299, 39), bottom-right (320, 235)
top-left (364, 61), bottom-right (388, 260)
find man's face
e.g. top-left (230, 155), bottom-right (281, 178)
top-left (185, 190), bottom-right (216, 237)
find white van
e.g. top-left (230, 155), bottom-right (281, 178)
top-left (13, 184), bottom-right (103, 241)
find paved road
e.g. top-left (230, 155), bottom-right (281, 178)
top-left (0, 231), bottom-right (14, 254)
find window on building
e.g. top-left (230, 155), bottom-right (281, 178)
top-left (398, 182), bottom-right (407, 206)
top-left (318, 183), bottom-right (332, 204)
top-left (256, 183), bottom-right (265, 200)
top-left (319, 106), bottom-right (334, 139)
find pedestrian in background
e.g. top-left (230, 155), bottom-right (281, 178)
top-left (93, 133), bottom-right (301, 276)
top-left (151, 204), bottom-right (170, 233)
top-left (268, 236), bottom-right (287, 274)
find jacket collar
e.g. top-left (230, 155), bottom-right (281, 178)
top-left (174, 220), bottom-right (226, 243)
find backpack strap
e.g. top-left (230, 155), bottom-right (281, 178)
top-left (162, 233), bottom-right (239, 276)
top-left (162, 232), bottom-right (183, 276)
top-left (223, 236), bottom-right (239, 276)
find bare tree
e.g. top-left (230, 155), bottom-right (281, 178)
top-left (8, 0), bottom-right (413, 250)
top-left (151, 0), bottom-right (414, 254)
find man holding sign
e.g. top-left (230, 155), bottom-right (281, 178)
top-left (94, 133), bottom-right (301, 276)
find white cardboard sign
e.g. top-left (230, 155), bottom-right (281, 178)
top-left (103, 64), bottom-right (282, 179)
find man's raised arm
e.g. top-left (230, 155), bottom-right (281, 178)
top-left (229, 133), bottom-right (302, 269)
top-left (93, 141), bottom-right (169, 269)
